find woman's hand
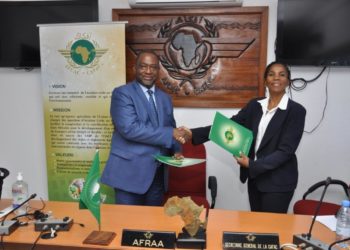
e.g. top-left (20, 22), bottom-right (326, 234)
top-left (234, 151), bottom-right (249, 168)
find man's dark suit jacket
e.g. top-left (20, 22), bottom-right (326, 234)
top-left (192, 97), bottom-right (306, 193)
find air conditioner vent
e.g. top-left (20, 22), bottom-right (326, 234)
top-left (128, 0), bottom-right (242, 8)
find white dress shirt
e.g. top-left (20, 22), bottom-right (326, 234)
top-left (254, 93), bottom-right (289, 158)
top-left (139, 84), bottom-right (157, 108)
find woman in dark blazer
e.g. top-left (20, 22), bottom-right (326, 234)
top-left (184, 61), bottom-right (306, 213)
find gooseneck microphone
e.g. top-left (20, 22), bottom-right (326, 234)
top-left (0, 193), bottom-right (36, 235)
top-left (306, 177), bottom-right (332, 240)
top-left (1, 193), bottom-right (37, 225)
top-left (293, 177), bottom-right (332, 250)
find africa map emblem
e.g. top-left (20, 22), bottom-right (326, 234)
top-left (70, 39), bottom-right (96, 66)
top-left (59, 34), bottom-right (108, 74)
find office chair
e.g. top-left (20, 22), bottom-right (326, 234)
top-left (293, 178), bottom-right (349, 215)
top-left (163, 142), bottom-right (217, 209)
top-left (0, 168), bottom-right (10, 199)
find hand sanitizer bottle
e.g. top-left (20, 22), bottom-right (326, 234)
top-left (11, 172), bottom-right (29, 215)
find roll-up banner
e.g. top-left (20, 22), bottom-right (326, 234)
top-left (39, 22), bottom-right (126, 203)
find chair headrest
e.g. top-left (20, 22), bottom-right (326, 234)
top-left (0, 168), bottom-right (9, 180)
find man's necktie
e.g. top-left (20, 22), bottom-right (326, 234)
top-left (147, 89), bottom-right (159, 127)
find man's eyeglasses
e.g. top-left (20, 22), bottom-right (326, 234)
top-left (137, 63), bottom-right (159, 72)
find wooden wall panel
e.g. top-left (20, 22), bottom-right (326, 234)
top-left (112, 7), bottom-right (268, 108)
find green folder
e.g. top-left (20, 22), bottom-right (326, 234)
top-left (209, 112), bottom-right (253, 157)
top-left (154, 155), bottom-right (206, 168)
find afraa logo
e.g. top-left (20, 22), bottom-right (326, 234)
top-left (58, 33), bottom-right (107, 75)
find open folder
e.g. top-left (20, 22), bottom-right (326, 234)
top-left (209, 112), bottom-right (253, 157)
top-left (154, 155), bottom-right (206, 168)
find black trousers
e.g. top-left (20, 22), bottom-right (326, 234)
top-left (248, 180), bottom-right (294, 214)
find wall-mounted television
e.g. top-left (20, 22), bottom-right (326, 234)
top-left (0, 0), bottom-right (98, 68)
top-left (275, 0), bottom-right (350, 66)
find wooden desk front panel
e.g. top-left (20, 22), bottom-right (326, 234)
top-left (1, 200), bottom-right (335, 249)
top-left (207, 209), bottom-right (336, 249)
top-left (1, 200), bottom-right (183, 250)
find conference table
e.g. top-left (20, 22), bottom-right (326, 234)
top-left (0, 199), bottom-right (335, 249)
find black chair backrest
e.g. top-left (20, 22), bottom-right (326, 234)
top-left (208, 176), bottom-right (217, 209)
top-left (0, 168), bottom-right (10, 199)
top-left (303, 179), bottom-right (349, 200)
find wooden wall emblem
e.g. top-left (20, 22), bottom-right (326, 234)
top-left (112, 7), bottom-right (268, 108)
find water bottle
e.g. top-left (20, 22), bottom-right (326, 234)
top-left (336, 200), bottom-right (350, 248)
top-left (11, 172), bottom-right (29, 215)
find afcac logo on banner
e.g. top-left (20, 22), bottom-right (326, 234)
top-left (58, 33), bottom-right (108, 75)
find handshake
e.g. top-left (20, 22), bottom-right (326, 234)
top-left (173, 126), bottom-right (192, 144)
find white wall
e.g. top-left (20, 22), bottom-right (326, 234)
top-left (0, 0), bottom-right (349, 212)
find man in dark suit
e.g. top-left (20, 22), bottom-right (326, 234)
top-left (179, 62), bottom-right (306, 213)
top-left (101, 50), bottom-right (183, 206)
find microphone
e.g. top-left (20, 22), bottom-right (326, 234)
top-left (0, 193), bottom-right (36, 235)
top-left (293, 177), bottom-right (332, 250)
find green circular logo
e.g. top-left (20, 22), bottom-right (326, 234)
top-left (70, 39), bottom-right (96, 66)
top-left (225, 129), bottom-right (234, 143)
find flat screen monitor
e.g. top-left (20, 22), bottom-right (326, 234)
top-left (0, 0), bottom-right (99, 68)
top-left (275, 0), bottom-right (350, 66)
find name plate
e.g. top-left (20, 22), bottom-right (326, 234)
top-left (121, 229), bottom-right (176, 249)
top-left (222, 232), bottom-right (279, 250)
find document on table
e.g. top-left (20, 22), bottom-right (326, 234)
top-left (154, 155), bottom-right (206, 167)
top-left (315, 215), bottom-right (337, 231)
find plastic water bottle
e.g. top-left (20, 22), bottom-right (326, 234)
top-left (336, 200), bottom-right (350, 248)
top-left (11, 172), bottom-right (29, 215)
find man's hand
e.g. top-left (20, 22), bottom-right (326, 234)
top-left (173, 128), bottom-right (186, 144)
top-left (180, 126), bottom-right (192, 141)
top-left (173, 152), bottom-right (184, 160)
top-left (173, 126), bottom-right (192, 144)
